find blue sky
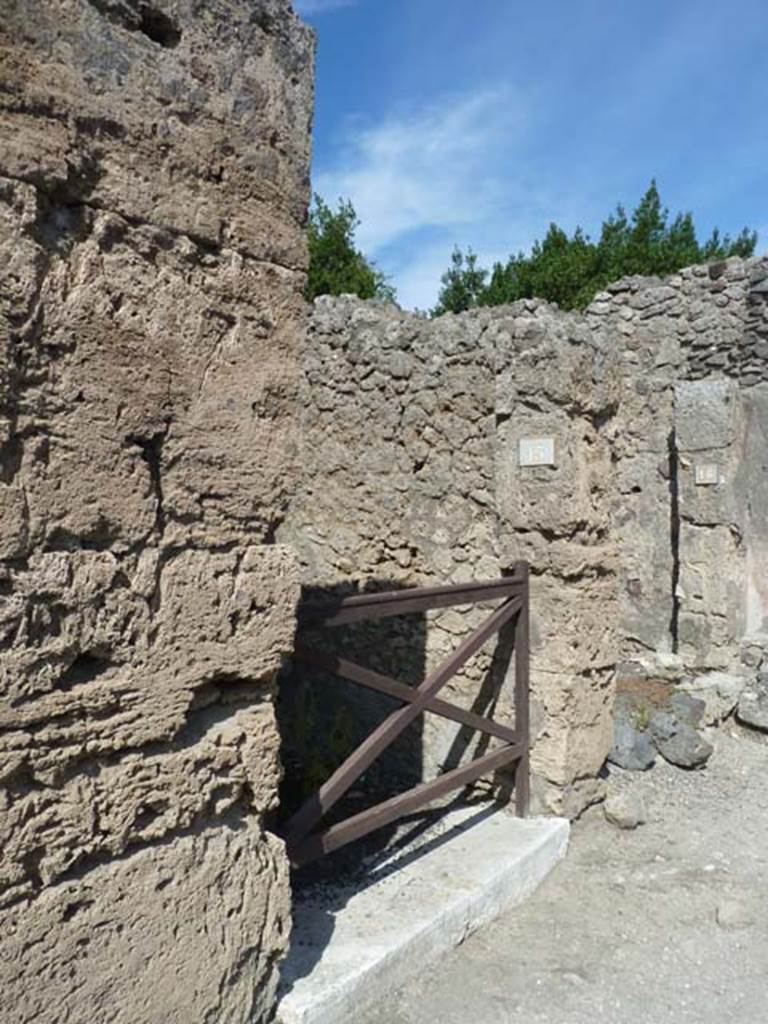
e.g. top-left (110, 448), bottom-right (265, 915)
top-left (293, 0), bottom-right (768, 310)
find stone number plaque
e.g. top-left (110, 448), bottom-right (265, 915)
top-left (519, 437), bottom-right (555, 467)
top-left (694, 463), bottom-right (720, 486)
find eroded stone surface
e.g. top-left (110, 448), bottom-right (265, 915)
top-left (736, 673), bottom-right (768, 732)
top-left (0, 2), bottom-right (313, 1021)
top-left (604, 789), bottom-right (646, 830)
top-left (2, 824), bottom-right (290, 1024)
top-left (679, 672), bottom-right (746, 726)
top-left (279, 297), bottom-right (622, 818)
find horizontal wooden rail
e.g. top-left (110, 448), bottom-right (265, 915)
top-left (290, 742), bottom-right (525, 866)
top-left (298, 571), bottom-right (526, 628)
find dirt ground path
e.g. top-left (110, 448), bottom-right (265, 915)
top-left (359, 725), bottom-right (768, 1024)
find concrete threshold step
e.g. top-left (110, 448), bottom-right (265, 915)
top-left (277, 804), bottom-right (570, 1024)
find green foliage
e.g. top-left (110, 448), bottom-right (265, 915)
top-left (306, 195), bottom-right (396, 303)
top-left (431, 246), bottom-right (488, 316)
top-left (433, 181), bottom-right (758, 315)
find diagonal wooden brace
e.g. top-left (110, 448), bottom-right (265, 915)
top-left (283, 593), bottom-right (523, 847)
top-left (288, 741), bottom-right (525, 866)
top-left (293, 646), bottom-right (517, 744)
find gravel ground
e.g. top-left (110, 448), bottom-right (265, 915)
top-left (358, 724), bottom-right (768, 1024)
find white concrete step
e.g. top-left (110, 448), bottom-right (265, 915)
top-left (277, 805), bottom-right (569, 1024)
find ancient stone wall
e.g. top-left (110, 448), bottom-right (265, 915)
top-left (284, 256), bottom-right (768, 819)
top-left (277, 300), bottom-right (505, 813)
top-left (279, 297), bottom-right (622, 817)
top-left (0, 3), bottom-right (313, 1022)
top-left (587, 256), bottom-right (768, 672)
top-left (491, 307), bottom-right (620, 815)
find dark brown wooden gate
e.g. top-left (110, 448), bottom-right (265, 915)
top-left (281, 562), bottom-right (530, 867)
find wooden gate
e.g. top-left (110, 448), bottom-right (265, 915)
top-left (282, 562), bottom-right (530, 867)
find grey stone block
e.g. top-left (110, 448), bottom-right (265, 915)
top-left (609, 717), bottom-right (656, 771)
top-left (604, 791), bottom-right (647, 830)
top-left (675, 379), bottom-right (735, 451)
top-left (679, 673), bottom-right (746, 725)
top-left (657, 726), bottom-right (713, 769)
top-left (736, 675), bottom-right (768, 732)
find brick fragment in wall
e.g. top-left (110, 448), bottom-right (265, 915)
top-left (0, 2), bottom-right (314, 1021)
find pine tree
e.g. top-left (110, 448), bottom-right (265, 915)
top-left (431, 247), bottom-right (488, 316)
top-left (306, 196), bottom-right (395, 303)
top-left (433, 182), bottom-right (757, 314)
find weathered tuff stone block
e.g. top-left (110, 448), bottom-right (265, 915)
top-left (0, 546), bottom-right (297, 903)
top-left (0, 0), bottom-right (313, 268)
top-left (1, 1), bottom-right (313, 1021)
top-left (492, 309), bottom-right (620, 813)
top-left (615, 449), bottom-right (677, 656)
top-left (736, 385), bottom-right (768, 635)
top-left (675, 379), bottom-right (737, 452)
top-left (674, 379), bottom-right (747, 671)
top-left (2, 824), bottom-right (290, 1024)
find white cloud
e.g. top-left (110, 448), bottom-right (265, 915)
top-left (316, 90), bottom-right (527, 257)
top-left (389, 243), bottom-right (453, 315)
top-left (314, 87), bottom-right (578, 309)
top-left (294, 0), bottom-right (356, 14)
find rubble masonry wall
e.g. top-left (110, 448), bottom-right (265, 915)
top-left (283, 256), bottom-right (768, 817)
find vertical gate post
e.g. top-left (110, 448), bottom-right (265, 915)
top-left (514, 562), bottom-right (531, 817)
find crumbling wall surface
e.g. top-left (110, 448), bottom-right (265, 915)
top-left (279, 298), bottom-right (503, 795)
top-left (587, 278), bottom-right (684, 657)
top-left (674, 379), bottom-right (746, 670)
top-left (280, 297), bottom-right (622, 817)
top-left (0, 3), bottom-right (314, 1022)
top-left (491, 305), bottom-right (621, 816)
top-left (587, 256), bottom-right (768, 673)
top-left (738, 383), bottom-right (768, 638)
